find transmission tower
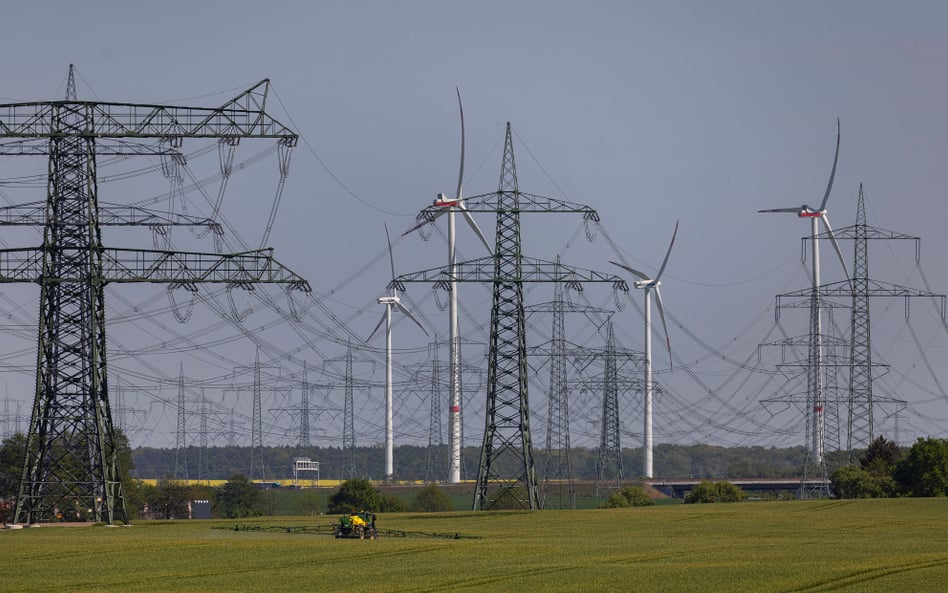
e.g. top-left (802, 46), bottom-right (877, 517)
top-left (1, 391), bottom-right (11, 440)
top-left (342, 342), bottom-right (356, 477)
top-left (300, 361), bottom-right (311, 448)
top-left (523, 265), bottom-right (612, 508)
top-left (802, 184), bottom-right (945, 456)
top-left (543, 272), bottom-right (571, 508)
top-left (764, 303), bottom-right (852, 497)
top-left (425, 340), bottom-right (447, 483)
top-left (767, 185), bottom-right (945, 492)
top-left (174, 364), bottom-right (189, 481)
top-left (4, 71), bottom-right (310, 524)
top-left (250, 348), bottom-right (265, 480)
top-left (400, 123), bottom-right (627, 510)
top-left (597, 322), bottom-right (622, 495)
top-left (196, 388), bottom-right (210, 483)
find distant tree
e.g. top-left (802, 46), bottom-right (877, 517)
top-left (149, 479), bottom-right (191, 519)
top-left (293, 489), bottom-right (324, 516)
top-left (830, 465), bottom-right (895, 498)
top-left (216, 473), bottom-right (262, 518)
top-left (410, 485), bottom-right (452, 512)
top-left (683, 480), bottom-right (745, 504)
top-left (860, 436), bottom-right (901, 476)
top-left (600, 485), bottom-right (655, 508)
top-left (892, 438), bottom-right (948, 497)
top-left (328, 478), bottom-right (380, 514)
top-left (379, 493), bottom-right (408, 512)
top-left (0, 433), bottom-right (26, 501)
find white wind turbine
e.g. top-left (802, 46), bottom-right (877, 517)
top-left (758, 119), bottom-right (850, 466)
top-left (403, 88), bottom-right (491, 483)
top-left (610, 220), bottom-right (678, 479)
top-left (369, 224), bottom-right (429, 482)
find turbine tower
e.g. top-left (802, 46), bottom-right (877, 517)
top-left (4, 69), bottom-right (310, 525)
top-left (610, 220), bottom-right (677, 478)
top-left (368, 225), bottom-right (428, 482)
top-left (403, 89), bottom-right (491, 484)
top-left (758, 120), bottom-right (849, 467)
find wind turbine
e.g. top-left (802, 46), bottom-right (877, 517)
top-left (403, 88), bottom-right (491, 483)
top-left (758, 119), bottom-right (850, 467)
top-left (369, 224), bottom-right (429, 482)
top-left (610, 220), bottom-right (678, 479)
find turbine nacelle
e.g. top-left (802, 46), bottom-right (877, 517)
top-left (434, 193), bottom-right (460, 208)
top-left (633, 279), bottom-right (659, 290)
top-left (377, 295), bottom-right (399, 305)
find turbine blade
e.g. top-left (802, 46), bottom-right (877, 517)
top-left (609, 260), bottom-right (650, 282)
top-left (395, 301), bottom-right (430, 336)
top-left (384, 223), bottom-right (396, 281)
top-left (821, 215), bottom-right (852, 287)
top-left (402, 208), bottom-right (448, 237)
top-left (367, 310), bottom-right (387, 342)
top-left (818, 118), bottom-right (841, 212)
top-left (654, 219), bottom-right (679, 282)
top-left (455, 87), bottom-right (465, 201)
top-left (653, 286), bottom-right (673, 368)
top-left (459, 202), bottom-right (493, 255)
top-left (758, 207), bottom-right (802, 214)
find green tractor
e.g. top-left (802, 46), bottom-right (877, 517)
top-left (333, 511), bottom-right (378, 539)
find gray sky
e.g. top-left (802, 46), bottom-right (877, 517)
top-left (0, 1), bottom-right (945, 462)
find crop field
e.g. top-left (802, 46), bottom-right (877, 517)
top-left (3, 498), bottom-right (947, 593)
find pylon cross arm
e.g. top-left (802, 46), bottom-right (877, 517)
top-left (394, 255), bottom-right (628, 290)
top-left (0, 80), bottom-right (296, 141)
top-left (0, 247), bottom-right (310, 290)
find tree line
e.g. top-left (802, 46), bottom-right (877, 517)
top-left (130, 442), bottom-right (812, 482)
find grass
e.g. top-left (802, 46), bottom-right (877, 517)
top-left (2, 498), bottom-right (947, 592)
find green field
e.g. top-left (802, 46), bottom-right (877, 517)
top-left (3, 498), bottom-right (947, 593)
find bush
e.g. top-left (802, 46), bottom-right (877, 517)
top-left (410, 485), bottom-right (452, 512)
top-left (216, 473), bottom-right (262, 518)
top-left (327, 478), bottom-right (380, 514)
top-left (600, 485), bottom-right (655, 508)
top-left (830, 465), bottom-right (896, 498)
top-left (683, 480), bottom-right (745, 503)
top-left (293, 489), bottom-right (324, 516)
top-left (379, 493), bottom-right (408, 512)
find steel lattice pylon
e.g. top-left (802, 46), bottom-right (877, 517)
top-left (6, 73), bottom-right (309, 525)
top-left (475, 124), bottom-right (538, 510)
top-left (425, 341), bottom-right (447, 483)
top-left (804, 184), bottom-right (944, 456)
top-left (342, 341), bottom-right (357, 480)
top-left (174, 364), bottom-right (188, 480)
top-left (541, 262), bottom-right (574, 508)
top-left (398, 123), bottom-right (627, 510)
top-left (847, 187), bottom-right (873, 452)
top-left (596, 321), bottom-right (622, 496)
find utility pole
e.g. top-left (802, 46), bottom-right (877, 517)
top-left (4, 71), bottom-right (310, 525)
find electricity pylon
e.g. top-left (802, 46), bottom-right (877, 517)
top-left (524, 264), bottom-right (612, 508)
top-left (174, 364), bottom-right (189, 481)
top-left (800, 184), bottom-right (945, 456)
top-left (399, 123), bottom-right (627, 509)
top-left (4, 70), bottom-right (310, 525)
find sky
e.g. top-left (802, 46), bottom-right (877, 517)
top-left (0, 1), bottom-right (945, 473)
